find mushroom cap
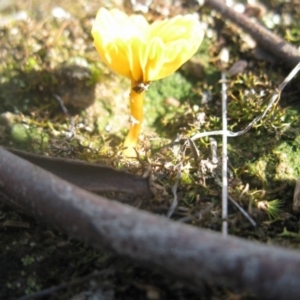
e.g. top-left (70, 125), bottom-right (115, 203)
top-left (91, 8), bottom-right (204, 83)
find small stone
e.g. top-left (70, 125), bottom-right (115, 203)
top-left (0, 112), bottom-right (17, 128)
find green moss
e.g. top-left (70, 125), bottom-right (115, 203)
top-left (10, 123), bottom-right (49, 150)
top-left (181, 168), bottom-right (194, 185)
top-left (274, 142), bottom-right (300, 179)
top-left (21, 255), bottom-right (35, 267)
top-left (145, 72), bottom-right (198, 137)
top-left (11, 124), bottom-right (29, 144)
top-left (25, 276), bottom-right (42, 295)
top-left (146, 72), bottom-right (194, 119)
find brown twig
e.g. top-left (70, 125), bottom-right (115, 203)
top-left (1, 147), bottom-right (300, 299)
top-left (204, 0), bottom-right (300, 67)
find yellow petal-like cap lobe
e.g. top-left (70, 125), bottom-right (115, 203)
top-left (91, 8), bottom-right (204, 82)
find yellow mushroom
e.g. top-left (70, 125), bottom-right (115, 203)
top-left (91, 8), bottom-right (204, 156)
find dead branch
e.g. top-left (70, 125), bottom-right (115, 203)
top-left (5, 147), bottom-right (152, 197)
top-left (1, 147), bottom-right (300, 299)
top-left (205, 0), bottom-right (300, 67)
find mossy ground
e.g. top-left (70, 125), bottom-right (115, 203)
top-left (1, 0), bottom-right (300, 299)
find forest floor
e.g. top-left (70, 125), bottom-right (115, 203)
top-left (1, 0), bottom-right (300, 299)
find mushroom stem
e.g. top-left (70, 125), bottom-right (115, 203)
top-left (123, 80), bottom-right (145, 156)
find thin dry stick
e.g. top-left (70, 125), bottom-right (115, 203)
top-left (228, 195), bottom-right (257, 227)
top-left (167, 163), bottom-right (181, 218)
top-left (221, 71), bottom-right (228, 237)
top-left (2, 147), bottom-right (300, 298)
top-left (209, 137), bottom-right (218, 164)
top-left (191, 61), bottom-right (300, 141)
top-left (204, 0), bottom-right (300, 67)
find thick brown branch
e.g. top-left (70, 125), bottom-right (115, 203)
top-left (205, 0), bottom-right (300, 67)
top-left (1, 147), bottom-right (300, 299)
